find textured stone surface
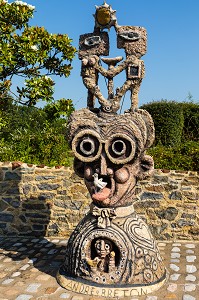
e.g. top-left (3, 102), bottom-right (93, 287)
top-left (0, 161), bottom-right (198, 239)
top-left (0, 239), bottom-right (199, 299)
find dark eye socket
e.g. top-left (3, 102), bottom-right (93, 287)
top-left (72, 130), bottom-right (102, 163)
top-left (111, 140), bottom-right (126, 156)
top-left (84, 36), bottom-right (101, 47)
top-left (79, 138), bottom-right (95, 156)
top-left (105, 135), bottom-right (136, 164)
top-left (77, 135), bottom-right (99, 158)
top-left (119, 31), bottom-right (140, 41)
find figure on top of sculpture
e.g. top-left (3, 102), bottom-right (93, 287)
top-left (79, 1), bottom-right (147, 113)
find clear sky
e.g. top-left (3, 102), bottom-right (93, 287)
top-left (27, 0), bottom-right (199, 110)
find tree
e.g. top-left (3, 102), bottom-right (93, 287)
top-left (0, 0), bottom-right (76, 106)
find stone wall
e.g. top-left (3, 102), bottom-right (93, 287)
top-left (0, 161), bottom-right (198, 240)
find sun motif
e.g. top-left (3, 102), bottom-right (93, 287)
top-left (94, 2), bottom-right (117, 30)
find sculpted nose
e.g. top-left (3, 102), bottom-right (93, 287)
top-left (100, 151), bottom-right (107, 175)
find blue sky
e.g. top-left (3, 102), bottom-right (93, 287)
top-left (27, 1), bottom-right (199, 110)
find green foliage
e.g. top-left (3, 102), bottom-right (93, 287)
top-left (0, 0), bottom-right (76, 106)
top-left (180, 101), bottom-right (199, 142)
top-left (142, 99), bottom-right (199, 170)
top-left (0, 102), bottom-right (73, 166)
top-left (147, 142), bottom-right (199, 171)
top-left (43, 98), bottom-right (74, 121)
top-left (141, 100), bottom-right (184, 147)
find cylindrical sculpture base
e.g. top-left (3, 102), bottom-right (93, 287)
top-left (57, 205), bottom-right (167, 297)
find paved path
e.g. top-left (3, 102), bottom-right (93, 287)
top-left (0, 237), bottom-right (199, 300)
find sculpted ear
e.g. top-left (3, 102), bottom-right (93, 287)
top-left (137, 154), bottom-right (154, 180)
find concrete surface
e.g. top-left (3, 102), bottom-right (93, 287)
top-left (0, 237), bottom-right (199, 300)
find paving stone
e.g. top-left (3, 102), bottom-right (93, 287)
top-left (186, 256), bottom-right (196, 263)
top-left (185, 274), bottom-right (196, 282)
top-left (28, 258), bottom-right (38, 264)
top-left (186, 250), bottom-right (194, 254)
top-left (20, 264), bottom-right (30, 271)
top-left (47, 249), bottom-right (58, 255)
top-left (13, 243), bottom-right (22, 246)
top-left (26, 283), bottom-right (41, 293)
top-left (171, 253), bottom-right (180, 259)
top-left (2, 278), bottom-right (14, 284)
top-left (51, 239), bottom-right (60, 243)
top-left (60, 293), bottom-right (71, 299)
top-left (186, 265), bottom-right (197, 273)
top-left (171, 247), bottom-right (181, 252)
top-left (167, 284), bottom-right (178, 292)
top-left (59, 240), bottom-right (68, 245)
top-left (172, 243), bottom-right (181, 247)
top-left (44, 287), bottom-right (59, 294)
top-left (31, 238), bottom-right (40, 242)
top-left (18, 247), bottom-right (27, 251)
top-left (184, 284), bottom-right (196, 292)
top-left (11, 271), bottom-right (21, 277)
top-left (146, 297), bottom-right (158, 300)
top-left (170, 273), bottom-right (181, 281)
top-left (185, 244), bottom-right (195, 249)
top-left (27, 250), bottom-right (35, 254)
top-left (183, 295), bottom-right (196, 300)
top-left (170, 264), bottom-right (180, 272)
top-left (39, 240), bottom-right (49, 244)
top-left (171, 259), bottom-right (180, 263)
top-left (15, 295), bottom-right (33, 300)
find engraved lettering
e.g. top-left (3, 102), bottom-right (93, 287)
top-left (123, 289), bottom-right (130, 297)
top-left (79, 283), bottom-right (85, 293)
top-left (114, 289), bottom-right (120, 298)
top-left (108, 289), bottom-right (113, 297)
top-left (84, 286), bottom-right (90, 295)
top-left (141, 288), bottom-right (147, 295)
top-left (101, 289), bottom-right (107, 297)
top-left (72, 281), bottom-right (80, 292)
top-left (130, 288), bottom-right (139, 296)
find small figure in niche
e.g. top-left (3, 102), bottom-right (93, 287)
top-left (86, 238), bottom-right (115, 273)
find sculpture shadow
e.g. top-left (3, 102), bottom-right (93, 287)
top-left (0, 236), bottom-right (67, 278)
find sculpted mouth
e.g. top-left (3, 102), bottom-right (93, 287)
top-left (91, 175), bottom-right (115, 202)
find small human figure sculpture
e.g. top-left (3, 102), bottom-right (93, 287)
top-left (86, 238), bottom-right (115, 273)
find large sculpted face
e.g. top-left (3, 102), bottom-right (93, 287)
top-left (69, 109), bottom-right (155, 208)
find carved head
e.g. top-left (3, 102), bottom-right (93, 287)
top-left (95, 238), bottom-right (112, 258)
top-left (79, 32), bottom-right (109, 60)
top-left (68, 108), bottom-right (155, 208)
top-left (117, 26), bottom-right (147, 58)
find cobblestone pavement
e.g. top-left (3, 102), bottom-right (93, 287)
top-left (0, 237), bottom-right (199, 300)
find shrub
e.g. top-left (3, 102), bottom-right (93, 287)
top-left (0, 103), bottom-right (73, 166)
top-left (180, 102), bottom-right (199, 142)
top-left (148, 141), bottom-right (199, 171)
top-left (141, 100), bottom-right (184, 147)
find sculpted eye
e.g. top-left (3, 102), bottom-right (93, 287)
top-left (72, 130), bottom-right (102, 162)
top-left (79, 137), bottom-right (95, 156)
top-left (105, 244), bottom-right (110, 250)
top-left (84, 36), bottom-right (101, 47)
top-left (105, 134), bottom-right (136, 164)
top-left (118, 31), bottom-right (140, 41)
top-left (111, 140), bottom-right (126, 156)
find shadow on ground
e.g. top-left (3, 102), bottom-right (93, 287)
top-left (0, 236), bottom-right (67, 278)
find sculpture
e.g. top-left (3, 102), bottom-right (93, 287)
top-left (57, 2), bottom-right (167, 297)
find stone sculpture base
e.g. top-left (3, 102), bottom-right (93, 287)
top-left (57, 204), bottom-right (167, 297)
top-left (57, 272), bottom-right (167, 298)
